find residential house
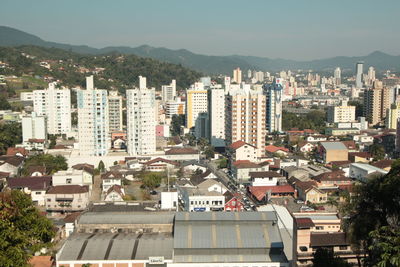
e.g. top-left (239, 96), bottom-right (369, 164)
top-left (0, 155), bottom-right (24, 176)
top-left (231, 160), bottom-right (269, 183)
top-left (294, 180), bottom-right (328, 203)
top-left (265, 145), bottom-right (289, 156)
top-left (45, 185), bottom-right (89, 212)
top-left (104, 185), bottom-right (125, 202)
top-left (101, 171), bottom-right (123, 192)
top-left (306, 135), bottom-right (327, 143)
top-left (319, 142), bottom-right (348, 163)
top-left (224, 191), bottom-right (244, 211)
top-left (313, 170), bottom-right (352, 190)
top-left (26, 165), bottom-right (46, 176)
top-left (63, 212), bottom-right (81, 238)
top-left (371, 159), bottom-right (393, 171)
top-left (342, 140), bottom-right (357, 152)
top-left (143, 157), bottom-right (180, 172)
top-left (25, 138), bottom-right (46, 151)
top-left (298, 141), bottom-right (316, 154)
top-left (228, 140), bottom-right (258, 162)
top-left (6, 147), bottom-right (28, 157)
top-left (248, 184), bottom-right (295, 203)
top-left (249, 171), bottom-right (282, 186)
top-left (71, 163), bottom-right (95, 179)
top-left (52, 169), bottom-right (93, 192)
top-left (7, 176), bottom-right (52, 206)
top-left (348, 152), bottom-right (372, 163)
top-left (190, 169), bottom-right (217, 186)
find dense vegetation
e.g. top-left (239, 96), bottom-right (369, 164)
top-left (282, 110), bottom-right (326, 132)
top-left (0, 190), bottom-right (55, 267)
top-left (342, 160), bottom-right (400, 267)
top-left (21, 154), bottom-right (68, 175)
top-left (0, 46), bottom-right (202, 93)
top-left (0, 122), bottom-right (22, 154)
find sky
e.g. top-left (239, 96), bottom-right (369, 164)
top-left (1, 0), bottom-right (399, 60)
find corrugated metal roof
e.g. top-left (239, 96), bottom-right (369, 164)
top-left (78, 212), bottom-right (175, 225)
top-left (320, 142), bottom-right (347, 151)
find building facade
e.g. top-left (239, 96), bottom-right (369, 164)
top-left (107, 90), bottom-right (123, 133)
top-left (208, 88), bottom-right (226, 148)
top-left (327, 101), bottom-right (356, 123)
top-left (126, 76), bottom-right (156, 156)
top-left (77, 75), bottom-right (110, 156)
top-left (162, 79), bottom-right (176, 101)
top-left (22, 112), bottom-right (47, 143)
top-left (33, 82), bottom-right (71, 135)
top-left (185, 83), bottom-right (208, 131)
top-left (264, 79), bottom-right (283, 133)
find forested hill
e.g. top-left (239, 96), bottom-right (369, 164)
top-left (0, 45), bottom-right (201, 92)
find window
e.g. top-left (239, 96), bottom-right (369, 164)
top-left (339, 246), bottom-right (348, 250)
top-left (66, 178), bottom-right (72, 184)
top-left (47, 198), bottom-right (51, 202)
top-left (299, 246), bottom-right (308, 252)
top-left (315, 226), bottom-right (324, 230)
top-left (35, 191), bottom-right (42, 195)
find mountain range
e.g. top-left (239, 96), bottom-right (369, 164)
top-left (1, 25), bottom-right (399, 74)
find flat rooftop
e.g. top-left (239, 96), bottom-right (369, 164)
top-left (78, 211), bottom-right (175, 225)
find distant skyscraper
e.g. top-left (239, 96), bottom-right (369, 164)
top-left (233, 68), bottom-right (242, 84)
top-left (33, 82), bottom-right (71, 135)
top-left (247, 69), bottom-right (252, 79)
top-left (263, 79), bottom-right (283, 133)
top-left (126, 76), bottom-right (156, 156)
top-left (208, 88), bottom-right (226, 148)
top-left (334, 67), bottom-right (341, 85)
top-left (355, 62), bottom-right (364, 88)
top-left (107, 91), bottom-right (123, 133)
top-left (77, 75), bottom-right (109, 156)
top-left (367, 66), bottom-right (376, 86)
top-left (161, 80), bottom-right (176, 102)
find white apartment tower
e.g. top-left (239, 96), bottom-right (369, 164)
top-left (226, 86), bottom-right (266, 157)
top-left (208, 88), bottom-right (226, 148)
top-left (263, 79), bottom-right (283, 133)
top-left (162, 79), bottom-right (176, 102)
top-left (233, 68), bottom-right (242, 84)
top-left (108, 91), bottom-right (123, 132)
top-left (327, 101), bottom-right (356, 123)
top-left (126, 76), bottom-right (156, 156)
top-left (22, 112), bottom-right (47, 143)
top-left (33, 82), bottom-right (71, 135)
top-left (334, 67), bottom-right (341, 85)
top-left (185, 82), bottom-right (208, 131)
top-left (77, 76), bottom-right (110, 156)
top-left (356, 62), bottom-right (364, 88)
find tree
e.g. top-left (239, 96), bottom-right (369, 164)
top-left (141, 172), bottom-right (162, 190)
top-left (171, 114), bottom-right (185, 136)
top-left (218, 158), bottom-right (228, 169)
top-left (0, 122), bottom-right (22, 154)
top-left (312, 248), bottom-right (352, 267)
top-left (21, 154), bottom-right (68, 175)
top-left (0, 95), bottom-right (11, 110)
top-left (48, 135), bottom-right (57, 149)
top-left (0, 190), bottom-right (55, 267)
top-left (346, 160), bottom-right (400, 266)
top-left (369, 144), bottom-right (385, 161)
top-left (204, 145), bottom-right (215, 159)
top-left (97, 160), bottom-right (105, 173)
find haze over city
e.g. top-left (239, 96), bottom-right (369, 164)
top-left (1, 0), bottom-right (400, 60)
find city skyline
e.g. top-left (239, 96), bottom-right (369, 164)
top-left (1, 0), bottom-right (400, 60)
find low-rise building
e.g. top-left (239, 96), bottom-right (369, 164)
top-left (7, 176), bottom-right (52, 206)
top-left (104, 185), bottom-right (125, 202)
top-left (250, 171), bottom-right (282, 186)
top-left (45, 185), bottom-right (89, 212)
top-left (224, 191), bottom-right (244, 211)
top-left (249, 184), bottom-right (295, 203)
top-left (325, 128), bottom-right (360, 136)
top-left (52, 169), bottom-right (93, 189)
top-left (164, 147), bottom-right (200, 161)
top-left (294, 180), bottom-right (328, 204)
top-left (143, 157), bottom-right (180, 172)
top-left (231, 160), bottom-right (269, 183)
top-left (349, 163), bottom-right (388, 183)
top-left (101, 171), bottom-right (123, 192)
top-left (319, 142), bottom-right (348, 163)
top-left (229, 140), bottom-right (258, 162)
top-left (0, 155), bottom-right (24, 176)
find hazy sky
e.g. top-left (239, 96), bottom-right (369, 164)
top-left (1, 0), bottom-right (399, 60)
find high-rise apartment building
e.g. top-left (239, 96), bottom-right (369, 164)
top-left (385, 104), bottom-right (400, 129)
top-left (263, 79), bottom-right (283, 133)
top-left (33, 82), bottom-right (71, 135)
top-left (208, 88), bottom-right (226, 148)
top-left (233, 68), bottom-right (242, 84)
top-left (355, 62), bottom-right (364, 88)
top-left (165, 97), bottom-right (185, 119)
top-left (334, 67), bottom-right (341, 85)
top-left (77, 76), bottom-right (109, 156)
top-left (185, 83), bottom-right (208, 132)
top-left (126, 76), bottom-right (156, 156)
top-left (226, 86), bottom-right (266, 157)
top-left (367, 66), bottom-right (376, 86)
top-left (107, 91), bottom-right (123, 133)
top-left (22, 112), bottom-right (47, 143)
top-left (327, 101), bottom-right (356, 123)
top-left (161, 79), bottom-right (176, 102)
top-left (364, 80), bottom-right (390, 126)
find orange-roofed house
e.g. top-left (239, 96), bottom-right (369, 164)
top-left (248, 184), bottom-right (295, 203)
top-left (229, 140), bottom-right (258, 162)
top-left (28, 256), bottom-right (53, 267)
top-left (265, 145), bottom-right (289, 156)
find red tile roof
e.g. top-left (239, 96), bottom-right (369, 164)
top-left (265, 145), bottom-right (289, 153)
top-left (165, 147), bottom-right (198, 155)
top-left (101, 171), bottom-right (123, 180)
top-left (342, 140), bottom-right (356, 150)
top-left (296, 218), bottom-right (315, 228)
top-left (8, 176), bottom-right (52, 191)
top-left (6, 147), bottom-right (28, 156)
top-left (106, 184), bottom-right (124, 196)
top-left (47, 185), bottom-right (89, 194)
top-left (28, 138), bottom-right (46, 143)
top-left (28, 256), bottom-right (53, 267)
top-left (310, 232), bottom-right (349, 247)
top-left (249, 185), bottom-right (295, 201)
top-left (232, 160), bottom-right (261, 169)
top-left (313, 170), bottom-right (350, 182)
top-left (229, 140), bottom-right (256, 150)
top-left (63, 212), bottom-right (81, 223)
top-left (371, 159), bottom-right (393, 169)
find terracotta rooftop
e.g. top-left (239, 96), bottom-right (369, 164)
top-left (371, 159), bottom-right (393, 169)
top-left (106, 184), bottom-right (124, 196)
top-left (296, 218), bottom-right (315, 229)
top-left (72, 163), bottom-right (95, 175)
top-left (144, 157), bottom-right (180, 166)
top-left (47, 185), bottom-right (89, 194)
top-left (6, 147), bottom-right (28, 156)
top-left (230, 140), bottom-right (256, 150)
top-left (165, 147), bottom-right (198, 155)
top-left (295, 180), bottom-right (318, 191)
top-left (28, 256), bottom-right (53, 267)
top-left (63, 212), bottom-right (81, 223)
top-left (232, 160), bottom-right (261, 169)
top-left (8, 176), bottom-right (52, 191)
top-left (101, 171), bottom-right (123, 180)
top-left (265, 145), bottom-right (289, 153)
top-left (27, 165), bottom-right (46, 175)
top-left (249, 185), bottom-right (295, 201)
top-left (0, 155), bottom-right (24, 167)
top-left (313, 170), bottom-right (350, 182)
top-left (28, 138), bottom-right (46, 143)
